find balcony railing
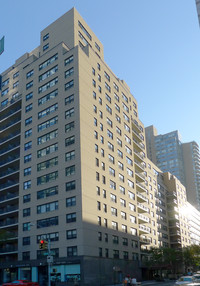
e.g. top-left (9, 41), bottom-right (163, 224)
top-left (138, 213), bottom-right (150, 223)
top-left (137, 202), bottom-right (149, 212)
top-left (139, 225), bottom-right (151, 233)
top-left (0, 219), bottom-right (18, 227)
top-left (0, 94), bottom-right (22, 113)
top-left (0, 143), bottom-right (20, 155)
top-left (0, 168), bottom-right (19, 178)
top-left (0, 154), bottom-right (20, 167)
top-left (0, 180), bottom-right (19, 190)
top-left (0, 130), bottom-right (20, 144)
top-left (0, 117), bottom-right (21, 132)
top-left (0, 246), bottom-right (18, 254)
top-left (0, 206), bottom-right (19, 215)
top-left (0, 193), bottom-right (19, 203)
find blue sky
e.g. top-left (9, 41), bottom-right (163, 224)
top-left (1, 0), bottom-right (200, 145)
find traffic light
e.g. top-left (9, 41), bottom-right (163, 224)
top-left (39, 239), bottom-right (47, 249)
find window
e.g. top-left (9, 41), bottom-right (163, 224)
top-left (106, 105), bottom-right (112, 115)
top-left (13, 81), bottom-right (19, 88)
top-left (25, 103), bottom-right (33, 113)
top-left (37, 201), bottom-right (58, 214)
top-left (37, 130), bottom-right (58, 145)
top-left (105, 93), bottom-right (111, 103)
top-left (39, 54), bottom-right (58, 70)
top-left (117, 149), bottom-right (123, 158)
top-left (65, 80), bottom-right (74, 90)
top-left (65, 55), bottom-right (74, 65)
top-left (37, 186), bottom-right (58, 199)
top-left (67, 229), bottom-right (77, 239)
top-left (38, 116), bottom-right (58, 132)
top-left (37, 216), bottom-right (58, 228)
top-left (123, 112), bottom-right (130, 122)
top-left (23, 208), bottom-right (31, 217)
top-left (116, 127), bottom-right (121, 135)
top-left (66, 181), bottom-right (76, 191)
top-left (66, 165), bottom-right (75, 176)
top-left (119, 186), bottom-right (125, 195)
top-left (65, 67), bottom-right (74, 78)
top-left (126, 156), bottom-right (133, 166)
top-left (115, 114), bottom-right (121, 123)
top-left (1, 99), bottom-right (8, 107)
top-left (38, 103), bottom-right (58, 119)
top-left (65, 136), bottom-right (75, 146)
top-left (38, 89), bottom-right (58, 106)
top-left (110, 180), bottom-right (116, 190)
top-left (108, 141), bottom-right (114, 151)
top-left (122, 92), bottom-right (128, 103)
top-left (25, 129), bottom-right (32, 138)
top-left (24, 141), bottom-right (32, 151)
top-left (43, 43), bottom-right (49, 51)
top-left (65, 94), bottom-right (74, 105)
top-left (66, 196), bottom-right (76, 207)
top-left (37, 171), bottom-right (58, 185)
top-left (23, 237), bottom-right (30, 246)
top-left (23, 194), bottom-right (31, 203)
top-left (43, 33), bottom-right (49, 41)
top-left (118, 161), bottom-right (124, 170)
top-left (25, 117), bottom-right (32, 126)
top-left (65, 108), bottom-right (74, 119)
top-left (67, 246), bottom-right (77, 257)
top-left (26, 92), bottom-right (33, 101)
top-left (112, 221), bottom-right (118, 230)
top-left (26, 81), bottom-right (33, 90)
top-left (24, 167), bottom-right (31, 176)
top-left (122, 102), bottom-right (129, 113)
top-left (38, 77), bottom-right (58, 93)
top-left (37, 143), bottom-right (58, 158)
top-left (108, 154), bottom-right (115, 164)
top-left (65, 150), bottom-right (75, 161)
top-left (109, 167), bottom-right (115, 177)
top-left (104, 71), bottom-right (110, 81)
top-left (13, 72), bottom-right (19, 79)
top-left (121, 212), bottom-right (127, 220)
top-left (120, 198), bottom-right (126, 207)
top-left (24, 154), bottom-right (32, 163)
top-left (107, 129), bottom-right (113, 139)
top-left (37, 232), bottom-right (59, 242)
top-left (124, 123), bottom-right (130, 133)
top-left (115, 103), bottom-right (120, 112)
top-left (23, 222), bottom-right (31, 231)
top-left (117, 138), bottom-right (122, 147)
top-left (113, 82), bottom-right (119, 92)
top-left (107, 117), bottom-right (112, 127)
top-left (66, 212), bottom-right (76, 223)
top-left (65, 122), bottom-right (74, 132)
top-left (37, 157), bottom-right (58, 171)
top-left (105, 82), bottom-right (111, 92)
top-left (111, 207), bottom-right (117, 216)
top-left (39, 66), bottom-right (58, 82)
top-left (27, 70), bottom-right (34, 79)
top-left (2, 78), bottom-right (9, 87)
top-left (114, 93), bottom-right (119, 102)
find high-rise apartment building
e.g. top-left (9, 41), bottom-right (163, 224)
top-left (196, 0), bottom-right (200, 25)
top-left (145, 125), bottom-right (200, 211)
top-left (182, 141), bottom-right (200, 209)
top-left (145, 126), bottom-right (185, 184)
top-left (0, 8), bottom-right (193, 285)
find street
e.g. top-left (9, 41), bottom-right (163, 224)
top-left (141, 280), bottom-right (177, 286)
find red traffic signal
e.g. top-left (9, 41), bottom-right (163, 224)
top-left (39, 239), bottom-right (47, 249)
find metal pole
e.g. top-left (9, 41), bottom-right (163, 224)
top-left (48, 239), bottom-right (51, 286)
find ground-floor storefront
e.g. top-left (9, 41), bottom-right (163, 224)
top-left (0, 256), bottom-right (141, 285)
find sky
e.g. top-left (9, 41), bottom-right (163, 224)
top-left (1, 0), bottom-right (200, 145)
